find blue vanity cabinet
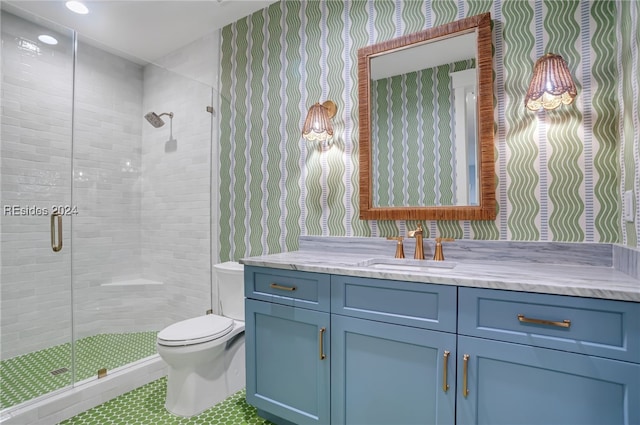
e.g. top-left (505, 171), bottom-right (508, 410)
top-left (245, 265), bottom-right (640, 425)
top-left (457, 287), bottom-right (640, 425)
top-left (245, 267), bottom-right (331, 425)
top-left (330, 275), bottom-right (457, 425)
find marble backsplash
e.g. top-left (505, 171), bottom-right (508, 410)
top-left (613, 245), bottom-right (640, 280)
top-left (299, 236), bottom-right (640, 280)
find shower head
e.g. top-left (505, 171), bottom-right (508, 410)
top-left (144, 111), bottom-right (173, 128)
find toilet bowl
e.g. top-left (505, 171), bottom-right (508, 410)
top-left (157, 261), bottom-right (245, 417)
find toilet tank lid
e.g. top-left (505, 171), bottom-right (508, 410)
top-left (214, 261), bottom-right (244, 272)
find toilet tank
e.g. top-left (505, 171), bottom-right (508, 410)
top-left (214, 261), bottom-right (245, 321)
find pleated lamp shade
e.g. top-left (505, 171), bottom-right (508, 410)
top-left (525, 53), bottom-right (577, 111)
top-left (302, 101), bottom-right (337, 142)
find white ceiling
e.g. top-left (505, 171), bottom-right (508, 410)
top-left (2, 0), bottom-right (277, 63)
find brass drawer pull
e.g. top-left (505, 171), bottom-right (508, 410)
top-left (462, 354), bottom-right (470, 398)
top-left (517, 314), bottom-right (571, 328)
top-left (442, 350), bottom-right (450, 393)
top-left (270, 283), bottom-right (297, 291)
top-left (50, 213), bottom-right (63, 252)
top-left (319, 327), bottom-right (326, 360)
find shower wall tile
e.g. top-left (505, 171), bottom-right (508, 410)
top-left (71, 41), bottom-right (149, 338)
top-left (141, 35), bottom-right (216, 325)
top-left (72, 40), bottom-right (144, 285)
top-left (153, 31), bottom-right (219, 88)
top-left (1, 12), bottom-right (74, 359)
top-left (74, 283), bottom-right (167, 338)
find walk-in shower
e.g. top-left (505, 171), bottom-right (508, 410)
top-left (1, 6), bottom-right (215, 421)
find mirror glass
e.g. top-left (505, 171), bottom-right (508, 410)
top-left (358, 13), bottom-right (495, 221)
top-left (370, 32), bottom-right (477, 207)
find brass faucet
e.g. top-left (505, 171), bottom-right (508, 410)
top-left (386, 237), bottom-right (405, 258)
top-left (433, 237), bottom-right (455, 261)
top-left (407, 224), bottom-right (425, 260)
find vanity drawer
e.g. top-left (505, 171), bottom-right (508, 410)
top-left (244, 266), bottom-right (330, 312)
top-left (458, 287), bottom-right (640, 363)
top-left (331, 275), bottom-right (457, 333)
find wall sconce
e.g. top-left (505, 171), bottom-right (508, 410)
top-left (302, 100), bottom-right (337, 145)
top-left (525, 53), bottom-right (577, 111)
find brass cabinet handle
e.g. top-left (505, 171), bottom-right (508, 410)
top-left (50, 213), bottom-right (62, 252)
top-left (517, 314), bottom-right (571, 328)
top-left (442, 350), bottom-right (450, 393)
top-left (270, 283), bottom-right (297, 291)
top-left (462, 354), bottom-right (470, 398)
top-left (319, 327), bottom-right (326, 360)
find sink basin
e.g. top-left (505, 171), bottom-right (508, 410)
top-left (357, 258), bottom-right (457, 273)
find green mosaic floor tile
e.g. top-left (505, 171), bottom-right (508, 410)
top-left (61, 378), bottom-right (274, 425)
top-left (0, 343), bottom-right (72, 410)
top-left (74, 332), bottom-right (159, 381)
top-left (0, 331), bottom-right (158, 410)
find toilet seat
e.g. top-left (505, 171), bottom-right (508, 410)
top-left (157, 315), bottom-right (234, 347)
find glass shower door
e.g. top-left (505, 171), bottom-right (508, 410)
top-left (69, 35), bottom-right (161, 381)
top-left (0, 9), bottom-right (75, 409)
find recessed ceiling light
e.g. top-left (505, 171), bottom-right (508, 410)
top-left (38, 35), bottom-right (59, 45)
top-left (65, 1), bottom-right (89, 15)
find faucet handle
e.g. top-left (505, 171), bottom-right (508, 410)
top-left (407, 223), bottom-right (424, 238)
top-left (386, 237), bottom-right (405, 259)
top-left (433, 237), bottom-right (454, 261)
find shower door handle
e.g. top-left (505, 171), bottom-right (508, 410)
top-left (51, 212), bottom-right (63, 252)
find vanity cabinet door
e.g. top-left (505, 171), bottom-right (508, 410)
top-left (331, 314), bottom-right (456, 425)
top-left (245, 299), bottom-right (330, 425)
top-left (456, 335), bottom-right (640, 425)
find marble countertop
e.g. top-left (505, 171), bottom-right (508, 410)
top-left (240, 241), bottom-right (640, 302)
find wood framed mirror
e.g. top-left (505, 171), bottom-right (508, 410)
top-left (358, 13), bottom-right (495, 221)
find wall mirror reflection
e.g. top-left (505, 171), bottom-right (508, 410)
top-left (358, 13), bottom-right (496, 221)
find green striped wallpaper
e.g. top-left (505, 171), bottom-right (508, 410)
top-left (219, 0), bottom-right (640, 261)
top-left (619, 0), bottom-right (640, 248)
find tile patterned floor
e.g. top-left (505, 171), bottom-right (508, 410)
top-left (61, 378), bottom-right (273, 425)
top-left (0, 331), bottom-right (158, 409)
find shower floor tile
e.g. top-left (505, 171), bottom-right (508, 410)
top-left (0, 331), bottom-right (158, 410)
top-left (61, 378), bottom-right (273, 425)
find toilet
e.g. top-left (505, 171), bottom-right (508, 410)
top-left (156, 261), bottom-right (245, 417)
